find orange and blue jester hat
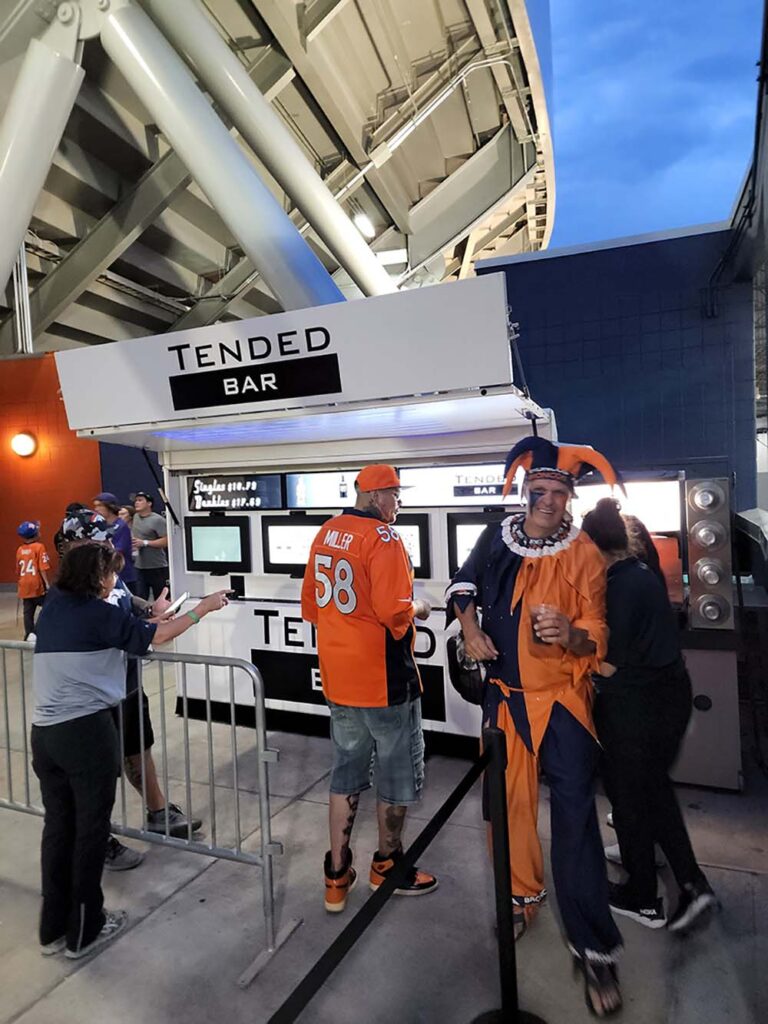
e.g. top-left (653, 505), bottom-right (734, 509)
top-left (501, 436), bottom-right (625, 498)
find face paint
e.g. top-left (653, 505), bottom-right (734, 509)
top-left (528, 489), bottom-right (546, 509)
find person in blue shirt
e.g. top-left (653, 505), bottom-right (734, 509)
top-left (93, 492), bottom-right (137, 592)
top-left (32, 540), bottom-right (229, 960)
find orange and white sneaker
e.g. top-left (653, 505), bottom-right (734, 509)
top-left (324, 850), bottom-right (357, 913)
top-left (369, 846), bottom-right (438, 896)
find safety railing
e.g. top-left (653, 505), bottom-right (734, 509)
top-left (0, 639), bottom-right (301, 987)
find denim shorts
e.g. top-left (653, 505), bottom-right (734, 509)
top-left (327, 698), bottom-right (425, 805)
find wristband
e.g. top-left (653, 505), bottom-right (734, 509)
top-left (186, 610), bottom-right (201, 624)
top-left (143, 539), bottom-right (148, 547)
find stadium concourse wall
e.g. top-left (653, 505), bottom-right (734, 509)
top-left (476, 227), bottom-right (757, 510)
top-left (0, 353), bottom-right (101, 584)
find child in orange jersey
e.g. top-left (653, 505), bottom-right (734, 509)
top-left (16, 521), bottom-right (51, 640)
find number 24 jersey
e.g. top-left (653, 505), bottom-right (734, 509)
top-left (301, 509), bottom-right (421, 708)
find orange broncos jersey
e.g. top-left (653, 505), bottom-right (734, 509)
top-left (301, 510), bottom-right (421, 708)
top-left (16, 541), bottom-right (51, 599)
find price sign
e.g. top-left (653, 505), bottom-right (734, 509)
top-left (187, 474), bottom-right (283, 511)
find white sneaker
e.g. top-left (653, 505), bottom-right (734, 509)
top-left (65, 910), bottom-right (128, 959)
top-left (604, 843), bottom-right (666, 869)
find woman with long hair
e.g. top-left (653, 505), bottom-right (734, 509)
top-left (32, 540), bottom-right (229, 960)
top-left (581, 498), bottom-right (716, 934)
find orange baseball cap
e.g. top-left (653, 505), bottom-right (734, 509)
top-left (355, 464), bottom-right (402, 491)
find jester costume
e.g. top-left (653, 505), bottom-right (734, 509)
top-left (447, 437), bottom-right (624, 964)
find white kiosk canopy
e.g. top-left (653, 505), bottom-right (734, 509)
top-left (55, 275), bottom-right (552, 465)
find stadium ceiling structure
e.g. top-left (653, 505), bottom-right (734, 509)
top-left (0, 0), bottom-right (554, 355)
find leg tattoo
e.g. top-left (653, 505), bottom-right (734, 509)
top-left (340, 793), bottom-right (359, 862)
top-left (379, 804), bottom-right (407, 857)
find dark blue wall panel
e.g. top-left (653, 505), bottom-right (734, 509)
top-left (98, 443), bottom-right (165, 513)
top-left (477, 230), bottom-right (756, 509)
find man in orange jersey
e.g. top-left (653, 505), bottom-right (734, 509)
top-left (15, 521), bottom-right (51, 639)
top-left (301, 464), bottom-right (438, 913)
top-left (447, 437), bottom-right (624, 1018)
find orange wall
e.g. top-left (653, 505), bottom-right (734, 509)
top-left (0, 354), bottom-right (102, 585)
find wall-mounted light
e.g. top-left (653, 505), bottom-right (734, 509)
top-left (10, 432), bottom-right (37, 457)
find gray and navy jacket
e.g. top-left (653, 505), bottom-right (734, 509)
top-left (32, 587), bottom-right (156, 726)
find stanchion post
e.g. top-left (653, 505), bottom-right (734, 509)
top-left (472, 727), bottom-right (547, 1024)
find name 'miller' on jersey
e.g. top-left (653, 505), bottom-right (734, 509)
top-left (301, 511), bottom-right (421, 709)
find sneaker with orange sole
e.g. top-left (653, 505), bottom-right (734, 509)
top-left (324, 850), bottom-right (357, 913)
top-left (369, 846), bottom-right (438, 896)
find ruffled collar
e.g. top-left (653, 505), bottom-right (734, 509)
top-left (500, 512), bottom-right (579, 558)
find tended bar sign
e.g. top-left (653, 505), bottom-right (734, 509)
top-left (168, 353), bottom-right (343, 411)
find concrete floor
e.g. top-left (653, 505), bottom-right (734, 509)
top-left (0, 592), bottom-right (765, 1024)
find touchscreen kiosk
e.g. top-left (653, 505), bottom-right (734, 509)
top-left (184, 516), bottom-right (252, 573)
top-left (447, 511), bottom-right (508, 576)
top-left (393, 513), bottom-right (431, 579)
top-left (262, 514), bottom-right (332, 575)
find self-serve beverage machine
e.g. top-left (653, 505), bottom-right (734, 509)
top-left (56, 275), bottom-right (551, 740)
top-left (55, 273), bottom-right (742, 788)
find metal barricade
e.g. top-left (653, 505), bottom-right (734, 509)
top-left (0, 639), bottom-right (301, 986)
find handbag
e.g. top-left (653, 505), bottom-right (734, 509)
top-left (446, 632), bottom-right (487, 706)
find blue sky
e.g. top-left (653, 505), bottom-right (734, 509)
top-left (548, 0), bottom-right (763, 247)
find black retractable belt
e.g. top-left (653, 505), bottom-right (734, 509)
top-left (267, 728), bottom-right (547, 1024)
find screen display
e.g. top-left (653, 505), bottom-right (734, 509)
top-left (266, 524), bottom-right (320, 566)
top-left (286, 472), bottom-right (352, 509)
top-left (455, 523), bottom-right (486, 568)
top-left (184, 515), bottom-right (251, 573)
top-left (399, 464), bottom-right (516, 507)
top-left (573, 480), bottom-right (681, 533)
top-left (394, 524), bottom-right (421, 569)
top-left (190, 525), bottom-right (242, 563)
top-left (187, 473), bottom-right (282, 512)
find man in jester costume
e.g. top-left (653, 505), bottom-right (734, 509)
top-left (447, 436), bottom-right (624, 1017)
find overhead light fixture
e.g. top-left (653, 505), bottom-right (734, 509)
top-left (353, 212), bottom-right (376, 239)
top-left (11, 431), bottom-right (37, 457)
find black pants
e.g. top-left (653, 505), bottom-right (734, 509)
top-left (135, 567), bottom-right (168, 602)
top-left (31, 710), bottom-right (120, 950)
top-left (593, 665), bottom-right (705, 906)
top-left (22, 595), bottom-right (45, 638)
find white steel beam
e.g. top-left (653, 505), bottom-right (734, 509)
top-left (142, 0), bottom-right (393, 296)
top-left (99, 0), bottom-right (343, 310)
top-left (0, 151), bottom-right (191, 355)
top-left (0, 36), bottom-right (84, 296)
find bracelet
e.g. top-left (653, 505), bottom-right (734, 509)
top-left (186, 610), bottom-right (201, 624)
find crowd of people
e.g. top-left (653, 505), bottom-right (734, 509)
top-left (302, 445), bottom-right (717, 1020)
top-left (16, 457), bottom-right (716, 1007)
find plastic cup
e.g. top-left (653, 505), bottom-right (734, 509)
top-left (530, 604), bottom-right (558, 645)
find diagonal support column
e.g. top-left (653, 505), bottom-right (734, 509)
top-left (99, 0), bottom-right (343, 311)
top-left (141, 0), bottom-right (394, 297)
top-left (0, 151), bottom-right (190, 356)
top-left (0, 36), bottom-right (84, 297)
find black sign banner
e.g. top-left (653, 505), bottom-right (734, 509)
top-left (187, 473), bottom-right (283, 512)
top-left (169, 353), bottom-right (342, 412)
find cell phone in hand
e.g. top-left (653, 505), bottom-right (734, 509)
top-left (163, 591), bottom-right (190, 616)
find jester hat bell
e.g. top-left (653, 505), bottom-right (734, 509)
top-left (502, 436), bottom-right (625, 497)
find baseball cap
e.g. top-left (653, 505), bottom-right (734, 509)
top-left (94, 491), bottom-right (118, 505)
top-left (60, 507), bottom-right (116, 543)
top-left (17, 521), bottom-right (39, 540)
top-left (133, 491), bottom-right (153, 503)
top-left (355, 465), bottom-right (402, 491)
